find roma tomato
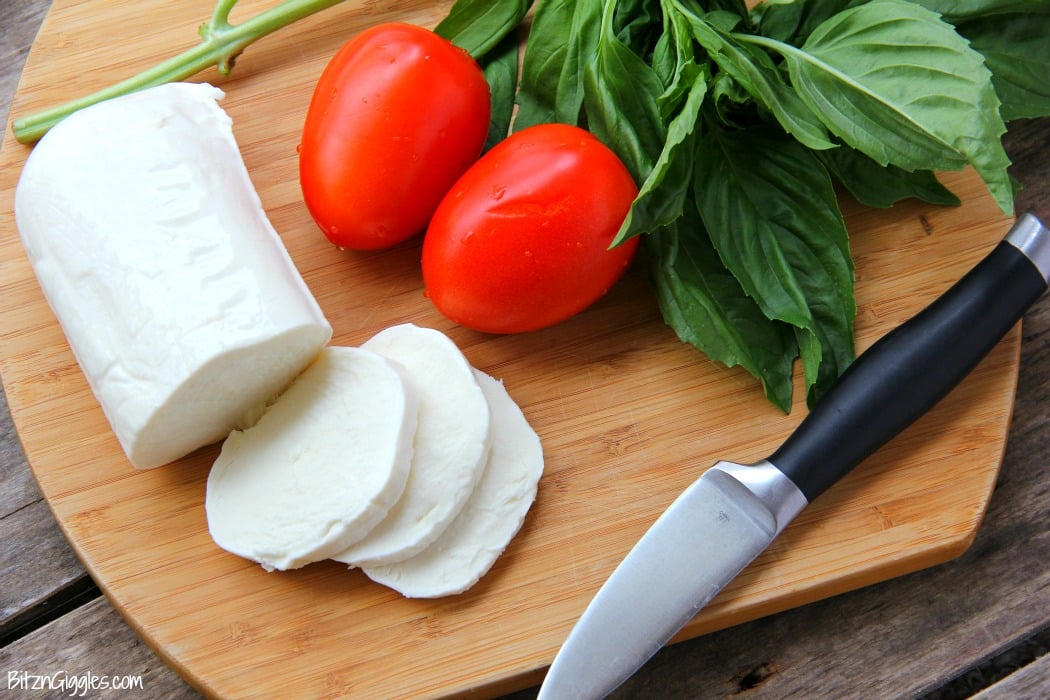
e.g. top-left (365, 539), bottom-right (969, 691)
top-left (299, 23), bottom-right (490, 250)
top-left (422, 123), bottom-right (640, 334)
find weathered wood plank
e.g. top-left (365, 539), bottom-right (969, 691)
top-left (0, 388), bottom-right (35, 516)
top-left (0, 596), bottom-right (199, 699)
top-left (0, 0), bottom-right (88, 634)
top-left (0, 497), bottom-right (86, 629)
top-left (0, 0), bottom-right (49, 133)
top-left (1004, 118), bottom-right (1050, 221)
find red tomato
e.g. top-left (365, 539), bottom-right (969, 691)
top-left (422, 123), bottom-right (640, 334)
top-left (299, 23), bottom-right (491, 250)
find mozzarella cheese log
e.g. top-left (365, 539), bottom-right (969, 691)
top-left (206, 346), bottom-right (418, 571)
top-left (334, 324), bottom-right (492, 567)
top-left (364, 370), bottom-right (543, 597)
top-left (14, 82), bottom-right (331, 469)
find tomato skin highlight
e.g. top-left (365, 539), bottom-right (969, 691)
top-left (299, 23), bottom-right (491, 251)
top-left (422, 123), bottom-right (640, 334)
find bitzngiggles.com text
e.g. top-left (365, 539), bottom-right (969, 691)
top-left (7, 670), bottom-right (144, 697)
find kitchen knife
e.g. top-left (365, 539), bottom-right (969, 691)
top-left (537, 213), bottom-right (1050, 700)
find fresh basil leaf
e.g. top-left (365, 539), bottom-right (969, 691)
top-left (703, 8), bottom-right (748, 33)
top-left (434, 0), bottom-right (533, 60)
top-left (653, 6), bottom-right (699, 118)
top-left (582, 0), bottom-right (667, 182)
top-left (610, 0), bottom-right (664, 57)
top-left (706, 0), bottom-right (753, 20)
top-left (710, 70), bottom-right (753, 125)
top-left (747, 0), bottom-right (1013, 213)
top-left (876, 3), bottom-right (1050, 120)
top-left (750, 0), bottom-right (859, 45)
top-left (480, 31), bottom-right (521, 152)
top-left (670, 2), bottom-right (837, 150)
top-left (515, 0), bottom-right (603, 130)
top-left (614, 65), bottom-right (709, 245)
top-left (793, 325), bottom-right (822, 407)
top-left (646, 210), bottom-right (797, 412)
top-left (954, 12), bottom-right (1050, 121)
top-left (912, 0), bottom-right (1049, 23)
top-left (651, 25), bottom-right (677, 97)
top-left (694, 125), bottom-right (855, 405)
top-left (818, 143), bottom-right (961, 208)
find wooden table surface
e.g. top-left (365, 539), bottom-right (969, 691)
top-left (2, 2), bottom-right (1049, 698)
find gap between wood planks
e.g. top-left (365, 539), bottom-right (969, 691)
top-left (919, 626), bottom-right (1050, 700)
top-left (0, 576), bottom-right (101, 649)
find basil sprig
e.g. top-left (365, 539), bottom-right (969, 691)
top-left (437, 0), bottom-right (1050, 411)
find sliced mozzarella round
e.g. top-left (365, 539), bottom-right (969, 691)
top-left (364, 370), bottom-right (543, 598)
top-left (334, 324), bottom-right (492, 567)
top-left (206, 346), bottom-right (417, 571)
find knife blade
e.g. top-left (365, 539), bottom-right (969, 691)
top-left (538, 213), bottom-right (1050, 700)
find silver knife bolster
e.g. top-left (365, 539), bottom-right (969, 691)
top-left (710, 460), bottom-right (808, 536)
top-left (1005, 212), bottom-right (1050, 284)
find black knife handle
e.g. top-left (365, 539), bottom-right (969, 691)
top-left (769, 214), bottom-right (1050, 503)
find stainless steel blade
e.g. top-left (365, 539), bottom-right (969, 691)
top-left (537, 461), bottom-right (806, 700)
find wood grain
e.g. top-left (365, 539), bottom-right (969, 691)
top-left (0, 1), bottom-right (1030, 698)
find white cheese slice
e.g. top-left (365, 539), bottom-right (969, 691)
top-left (334, 324), bottom-right (492, 567)
top-left (364, 369), bottom-right (543, 597)
top-left (14, 82), bottom-right (331, 469)
top-left (205, 346), bottom-right (418, 571)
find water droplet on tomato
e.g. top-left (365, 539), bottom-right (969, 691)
top-left (491, 185), bottom-right (506, 201)
top-left (295, 143), bottom-right (302, 154)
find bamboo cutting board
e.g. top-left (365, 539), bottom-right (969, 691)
top-left (0, 1), bottom-right (1023, 698)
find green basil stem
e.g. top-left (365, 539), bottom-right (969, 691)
top-left (11, 0), bottom-right (345, 144)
